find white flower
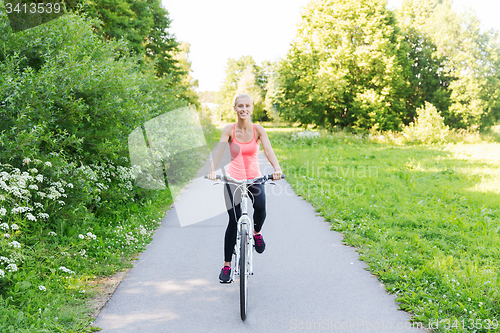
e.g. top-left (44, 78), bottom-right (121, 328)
top-left (28, 184), bottom-right (39, 190)
top-left (78, 290), bottom-right (86, 294)
top-left (79, 249), bottom-right (86, 256)
top-left (67, 183), bottom-right (74, 188)
top-left (23, 158), bottom-right (31, 164)
top-left (38, 213), bottom-right (49, 219)
top-left (9, 241), bottom-right (21, 248)
top-left (3, 233), bottom-right (10, 239)
top-left (26, 213), bottom-right (36, 221)
top-left (0, 269), bottom-right (4, 278)
top-left (38, 285), bottom-right (46, 291)
top-left (78, 234), bottom-right (84, 239)
top-left (58, 266), bottom-right (75, 274)
top-left (58, 201), bottom-right (65, 206)
top-left (6, 263), bottom-right (17, 272)
top-left (86, 232), bottom-right (96, 240)
top-left (48, 231), bottom-right (57, 236)
top-left (10, 224), bottom-right (19, 230)
top-left (35, 174), bottom-right (44, 183)
top-left (44, 162), bottom-right (52, 167)
top-left (11, 206), bottom-right (31, 214)
top-left (0, 256), bottom-right (12, 264)
top-left (0, 208), bottom-right (6, 216)
top-left (29, 168), bottom-right (38, 173)
top-left (60, 252), bottom-right (70, 256)
top-left (0, 222), bottom-right (8, 230)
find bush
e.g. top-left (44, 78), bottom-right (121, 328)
top-left (402, 102), bottom-right (450, 144)
top-left (0, 13), bottom-right (185, 167)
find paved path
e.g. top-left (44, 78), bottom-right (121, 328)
top-left (93, 151), bottom-right (429, 333)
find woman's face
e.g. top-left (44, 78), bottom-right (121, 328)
top-left (234, 97), bottom-right (253, 120)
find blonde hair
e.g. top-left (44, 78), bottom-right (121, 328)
top-left (233, 93), bottom-right (253, 106)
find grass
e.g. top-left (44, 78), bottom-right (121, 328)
top-left (267, 128), bottom-right (500, 332)
top-left (0, 186), bottom-right (170, 333)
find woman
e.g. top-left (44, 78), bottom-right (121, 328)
top-left (207, 93), bottom-right (282, 283)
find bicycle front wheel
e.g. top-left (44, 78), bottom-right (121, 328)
top-left (239, 228), bottom-right (248, 321)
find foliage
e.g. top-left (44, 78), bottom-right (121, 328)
top-left (217, 56), bottom-right (274, 122)
top-left (0, 156), bottom-right (167, 332)
top-left (0, 13), bottom-right (185, 166)
top-left (274, 0), bottom-right (500, 131)
top-left (275, 0), bottom-right (410, 131)
top-left (398, 0), bottom-right (500, 130)
top-left (402, 102), bottom-right (450, 144)
top-left (269, 129), bottom-right (500, 332)
top-left (81, 0), bottom-right (182, 80)
top-left (397, 26), bottom-right (452, 123)
top-left (172, 42), bottom-right (200, 108)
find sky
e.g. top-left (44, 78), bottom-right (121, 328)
top-left (162, 0), bottom-right (500, 92)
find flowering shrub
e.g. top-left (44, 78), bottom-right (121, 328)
top-left (402, 102), bottom-right (450, 144)
top-left (0, 156), bottom-right (160, 331)
top-left (290, 130), bottom-right (321, 147)
top-left (291, 130), bottom-right (320, 141)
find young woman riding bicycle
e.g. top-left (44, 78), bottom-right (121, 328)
top-left (206, 93), bottom-right (282, 283)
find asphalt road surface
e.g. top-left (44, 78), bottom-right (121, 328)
top-left (93, 152), bottom-right (429, 333)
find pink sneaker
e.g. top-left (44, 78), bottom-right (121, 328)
top-left (254, 234), bottom-right (266, 254)
top-left (219, 266), bottom-right (231, 283)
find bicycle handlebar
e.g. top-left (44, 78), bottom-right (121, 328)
top-left (204, 174), bottom-right (285, 183)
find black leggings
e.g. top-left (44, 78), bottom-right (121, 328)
top-left (223, 183), bottom-right (266, 263)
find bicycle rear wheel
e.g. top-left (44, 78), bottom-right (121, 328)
top-left (239, 228), bottom-right (248, 321)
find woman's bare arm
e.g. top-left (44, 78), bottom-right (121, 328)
top-left (255, 125), bottom-right (282, 180)
top-left (206, 125), bottom-right (231, 179)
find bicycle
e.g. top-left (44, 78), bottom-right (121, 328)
top-left (205, 173), bottom-right (285, 321)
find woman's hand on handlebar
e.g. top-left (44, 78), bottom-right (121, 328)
top-left (206, 171), bottom-right (217, 180)
top-left (272, 168), bottom-right (282, 181)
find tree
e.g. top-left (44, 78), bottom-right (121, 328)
top-left (399, 0), bottom-right (500, 129)
top-left (82, 0), bottom-right (182, 80)
top-left (395, 0), bottom-right (453, 123)
top-left (173, 41), bottom-right (200, 108)
top-left (263, 61), bottom-right (281, 122)
top-left (217, 56), bottom-right (269, 122)
top-left (0, 13), bottom-right (185, 165)
top-left (276, 0), bottom-right (410, 131)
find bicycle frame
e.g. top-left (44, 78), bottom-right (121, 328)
top-left (205, 173), bottom-right (284, 320)
top-left (231, 181), bottom-right (254, 282)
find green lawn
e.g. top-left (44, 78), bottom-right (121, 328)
top-left (268, 129), bottom-right (500, 333)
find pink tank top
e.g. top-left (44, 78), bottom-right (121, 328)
top-left (227, 124), bottom-right (262, 180)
